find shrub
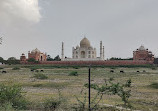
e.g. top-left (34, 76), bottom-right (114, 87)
top-left (33, 73), bottom-right (48, 79)
top-left (149, 82), bottom-right (158, 89)
top-left (69, 71), bottom-right (78, 76)
top-left (28, 58), bottom-right (35, 63)
top-left (12, 67), bottom-right (20, 70)
top-left (43, 90), bottom-right (65, 111)
top-left (0, 103), bottom-right (15, 111)
top-left (43, 98), bottom-right (61, 111)
top-left (0, 84), bottom-right (28, 110)
top-left (84, 78), bottom-right (132, 108)
top-left (73, 67), bottom-right (79, 69)
top-left (151, 67), bottom-right (157, 70)
top-left (30, 67), bottom-right (37, 71)
top-left (0, 67), bottom-right (4, 70)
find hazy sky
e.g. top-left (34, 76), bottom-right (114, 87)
top-left (0, 0), bottom-right (158, 60)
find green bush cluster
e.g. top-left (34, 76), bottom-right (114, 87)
top-left (149, 82), bottom-right (158, 89)
top-left (12, 67), bottom-right (20, 70)
top-left (0, 67), bottom-right (4, 70)
top-left (151, 67), bottom-right (157, 70)
top-left (84, 78), bottom-right (132, 108)
top-left (43, 89), bottom-right (65, 111)
top-left (69, 71), bottom-right (78, 76)
top-left (0, 84), bottom-right (28, 110)
top-left (33, 73), bottom-right (48, 79)
top-left (43, 98), bottom-right (61, 111)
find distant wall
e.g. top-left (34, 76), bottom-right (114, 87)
top-left (38, 60), bottom-right (153, 66)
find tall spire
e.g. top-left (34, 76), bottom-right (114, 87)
top-left (103, 46), bottom-right (105, 60)
top-left (0, 37), bottom-right (2, 44)
top-left (100, 41), bottom-right (103, 59)
top-left (61, 42), bottom-right (64, 61)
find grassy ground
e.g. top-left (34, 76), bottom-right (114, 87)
top-left (0, 65), bottom-right (158, 111)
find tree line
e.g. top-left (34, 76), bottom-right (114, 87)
top-left (0, 55), bottom-right (61, 65)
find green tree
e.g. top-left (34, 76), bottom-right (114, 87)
top-left (7, 57), bottom-right (20, 64)
top-left (53, 55), bottom-right (61, 61)
top-left (27, 58), bottom-right (36, 62)
top-left (0, 57), bottom-right (4, 63)
top-left (8, 57), bottom-right (16, 61)
top-left (47, 55), bottom-right (54, 61)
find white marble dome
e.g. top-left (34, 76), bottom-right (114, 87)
top-left (138, 45), bottom-right (146, 51)
top-left (80, 37), bottom-right (90, 48)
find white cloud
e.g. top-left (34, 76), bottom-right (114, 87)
top-left (0, 0), bottom-right (41, 24)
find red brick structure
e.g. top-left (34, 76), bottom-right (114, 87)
top-left (28, 48), bottom-right (47, 61)
top-left (133, 45), bottom-right (154, 62)
top-left (20, 53), bottom-right (27, 63)
top-left (39, 60), bottom-right (153, 66)
top-left (20, 48), bottom-right (47, 63)
top-left (20, 46), bottom-right (155, 66)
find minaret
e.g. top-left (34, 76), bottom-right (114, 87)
top-left (103, 46), bottom-right (105, 60)
top-left (72, 47), bottom-right (74, 58)
top-left (100, 41), bottom-right (103, 60)
top-left (61, 42), bottom-right (64, 61)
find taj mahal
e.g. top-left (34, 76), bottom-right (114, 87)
top-left (20, 37), bottom-right (154, 65)
top-left (61, 37), bottom-right (105, 61)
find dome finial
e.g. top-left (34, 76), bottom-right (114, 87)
top-left (84, 34), bottom-right (86, 38)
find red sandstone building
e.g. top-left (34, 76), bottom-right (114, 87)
top-left (133, 45), bottom-right (154, 62)
top-left (20, 48), bottom-right (47, 63)
top-left (20, 45), bottom-right (155, 65)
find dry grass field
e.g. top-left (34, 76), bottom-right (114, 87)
top-left (0, 65), bottom-right (158, 111)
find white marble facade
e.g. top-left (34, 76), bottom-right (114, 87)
top-left (72, 37), bottom-right (97, 59)
top-left (61, 37), bottom-right (104, 61)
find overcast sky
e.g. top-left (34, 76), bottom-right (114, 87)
top-left (0, 0), bottom-right (158, 60)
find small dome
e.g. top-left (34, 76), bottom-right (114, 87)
top-left (138, 45), bottom-right (145, 51)
top-left (31, 48), bottom-right (41, 53)
top-left (80, 37), bottom-right (90, 48)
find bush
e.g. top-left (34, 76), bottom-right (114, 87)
top-left (43, 98), bottom-right (61, 111)
top-left (149, 82), bottom-right (158, 89)
top-left (0, 103), bottom-right (15, 111)
top-left (33, 73), bottom-right (48, 79)
top-left (30, 67), bottom-right (38, 71)
top-left (28, 58), bottom-right (36, 63)
top-left (73, 67), bottom-right (79, 69)
top-left (0, 84), bottom-right (28, 110)
top-left (12, 67), bottom-right (20, 70)
top-left (43, 90), bottom-right (65, 111)
top-left (69, 71), bottom-right (78, 76)
top-left (0, 67), bottom-right (4, 69)
top-left (151, 67), bottom-right (157, 70)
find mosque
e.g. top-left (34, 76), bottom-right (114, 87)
top-left (61, 37), bottom-right (105, 61)
top-left (133, 45), bottom-right (154, 61)
top-left (20, 48), bottom-right (47, 63)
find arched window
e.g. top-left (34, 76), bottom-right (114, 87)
top-left (81, 51), bottom-right (85, 58)
top-left (41, 56), bottom-right (43, 61)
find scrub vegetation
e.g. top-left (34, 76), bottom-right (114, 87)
top-left (0, 65), bottom-right (158, 110)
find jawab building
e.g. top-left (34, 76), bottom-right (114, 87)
top-left (61, 37), bottom-right (105, 61)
